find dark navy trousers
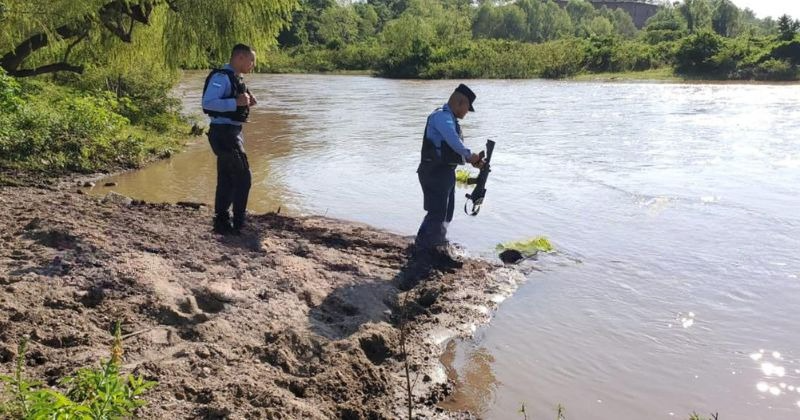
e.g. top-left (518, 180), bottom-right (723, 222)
top-left (208, 124), bottom-right (251, 228)
top-left (415, 161), bottom-right (456, 250)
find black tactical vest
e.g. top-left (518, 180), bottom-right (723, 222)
top-left (420, 108), bottom-right (465, 166)
top-left (202, 68), bottom-right (250, 123)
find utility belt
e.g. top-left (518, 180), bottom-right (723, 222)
top-left (209, 123), bottom-right (243, 134)
top-left (420, 142), bottom-right (463, 167)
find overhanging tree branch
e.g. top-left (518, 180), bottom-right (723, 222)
top-left (1, 0), bottom-right (159, 77)
top-left (10, 62), bottom-right (85, 77)
top-left (0, 23), bottom-right (84, 73)
top-left (99, 1), bottom-right (156, 42)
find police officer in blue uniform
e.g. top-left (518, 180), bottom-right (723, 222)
top-left (415, 84), bottom-right (483, 263)
top-left (201, 44), bottom-right (258, 235)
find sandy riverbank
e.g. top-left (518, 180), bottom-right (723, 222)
top-left (0, 177), bottom-right (525, 419)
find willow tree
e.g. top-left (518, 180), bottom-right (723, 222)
top-left (0, 0), bottom-right (297, 77)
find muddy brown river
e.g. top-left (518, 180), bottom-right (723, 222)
top-left (94, 73), bottom-right (800, 419)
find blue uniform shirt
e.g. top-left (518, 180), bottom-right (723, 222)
top-left (202, 64), bottom-right (242, 126)
top-left (425, 103), bottom-right (471, 160)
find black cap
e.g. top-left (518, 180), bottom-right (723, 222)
top-left (454, 83), bottom-right (476, 112)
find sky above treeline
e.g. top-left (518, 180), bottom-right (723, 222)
top-left (731, 0), bottom-right (800, 19)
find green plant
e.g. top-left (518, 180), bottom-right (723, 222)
top-left (537, 38), bottom-right (588, 79)
top-left (0, 68), bottom-right (21, 111)
top-left (0, 338), bottom-right (35, 417)
top-left (0, 323), bottom-right (156, 419)
top-left (675, 30), bottom-right (726, 74)
top-left (752, 58), bottom-right (796, 80)
top-left (455, 168), bottom-right (473, 184)
top-left (0, 79), bottom-right (184, 173)
top-left (497, 236), bottom-right (555, 256)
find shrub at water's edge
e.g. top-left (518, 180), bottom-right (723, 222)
top-left (0, 68), bottom-right (187, 174)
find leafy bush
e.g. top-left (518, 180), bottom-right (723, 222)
top-left (770, 39), bottom-right (800, 65)
top-left (71, 63), bottom-right (182, 132)
top-left (423, 40), bottom-right (540, 79)
top-left (0, 324), bottom-right (156, 419)
top-left (584, 36), bottom-right (617, 72)
top-left (293, 48), bottom-right (337, 72)
top-left (0, 68), bottom-right (22, 111)
top-left (613, 41), bottom-right (659, 71)
top-left (674, 31), bottom-right (726, 75)
top-left (331, 41), bottom-right (383, 70)
top-left (537, 38), bottom-right (587, 79)
top-left (751, 58), bottom-right (797, 80)
top-left (257, 49), bottom-right (300, 73)
top-left (0, 77), bottom-right (183, 173)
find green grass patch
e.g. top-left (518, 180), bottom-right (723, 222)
top-left (497, 236), bottom-right (555, 257)
top-left (571, 67), bottom-right (682, 82)
top-left (0, 323), bottom-right (156, 419)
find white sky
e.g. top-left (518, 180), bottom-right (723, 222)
top-left (731, 0), bottom-right (800, 19)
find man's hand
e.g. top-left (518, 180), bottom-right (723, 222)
top-left (236, 93), bottom-right (251, 107)
top-left (248, 93), bottom-right (258, 106)
top-left (467, 153), bottom-right (485, 169)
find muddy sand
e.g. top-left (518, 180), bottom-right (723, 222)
top-left (0, 178), bottom-right (526, 419)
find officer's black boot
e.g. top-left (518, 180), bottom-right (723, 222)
top-left (213, 214), bottom-right (233, 235)
top-left (431, 244), bottom-right (463, 270)
top-left (231, 217), bottom-right (244, 236)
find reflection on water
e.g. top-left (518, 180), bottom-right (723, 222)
top-left (438, 340), bottom-right (499, 414)
top-left (752, 349), bottom-right (798, 405)
top-left (93, 74), bottom-right (800, 419)
top-left (674, 311), bottom-right (696, 329)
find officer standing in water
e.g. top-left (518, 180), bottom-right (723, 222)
top-left (201, 44), bottom-right (258, 235)
top-left (415, 84), bottom-right (484, 266)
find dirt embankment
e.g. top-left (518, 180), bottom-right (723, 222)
top-left (0, 180), bottom-right (524, 419)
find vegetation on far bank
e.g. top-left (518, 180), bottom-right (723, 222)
top-left (263, 0), bottom-right (800, 81)
top-left (569, 67), bottom-right (683, 81)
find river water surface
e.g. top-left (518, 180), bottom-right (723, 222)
top-left (94, 74), bottom-right (800, 419)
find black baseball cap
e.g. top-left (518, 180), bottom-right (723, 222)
top-left (454, 83), bottom-right (476, 112)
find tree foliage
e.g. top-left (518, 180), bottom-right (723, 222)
top-left (777, 14), bottom-right (800, 41)
top-left (711, 0), bottom-right (740, 37)
top-left (0, 0), bottom-right (297, 77)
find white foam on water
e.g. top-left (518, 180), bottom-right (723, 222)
top-left (490, 294), bottom-right (506, 304)
top-left (428, 327), bottom-right (456, 347)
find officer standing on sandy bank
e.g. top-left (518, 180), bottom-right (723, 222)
top-left (201, 44), bottom-right (258, 235)
top-left (415, 84), bottom-right (484, 263)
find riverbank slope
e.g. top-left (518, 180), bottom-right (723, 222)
top-left (0, 177), bottom-right (523, 419)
